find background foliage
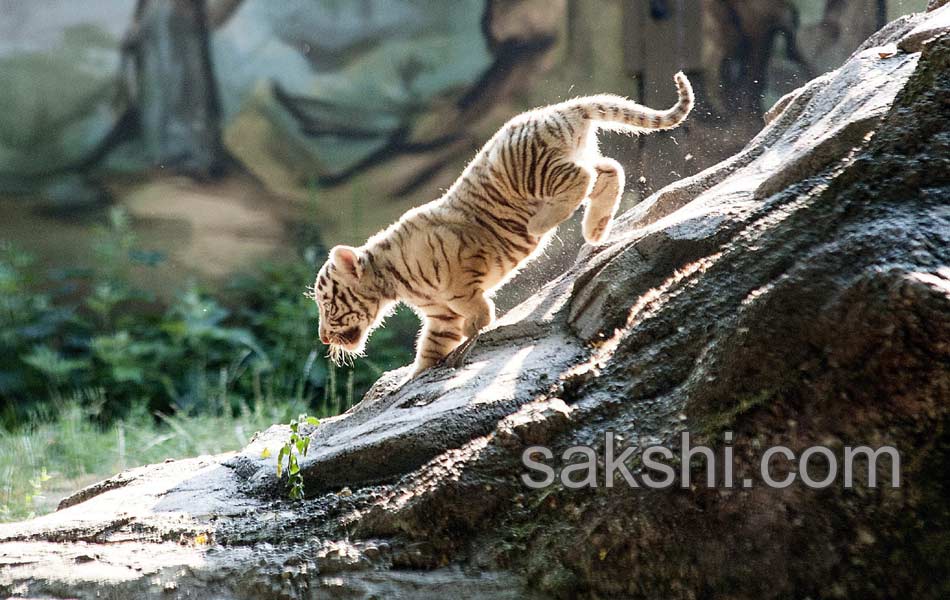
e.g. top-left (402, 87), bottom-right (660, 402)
top-left (1, 208), bottom-right (416, 428)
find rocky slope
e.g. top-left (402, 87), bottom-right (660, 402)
top-left (1, 6), bottom-right (948, 599)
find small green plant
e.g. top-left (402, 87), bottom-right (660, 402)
top-left (275, 414), bottom-right (320, 500)
top-left (1, 466), bottom-right (55, 521)
top-left (1, 394), bottom-right (310, 522)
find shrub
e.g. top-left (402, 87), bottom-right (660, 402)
top-left (0, 208), bottom-right (417, 428)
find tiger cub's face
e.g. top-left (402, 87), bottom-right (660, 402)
top-left (310, 246), bottom-right (383, 362)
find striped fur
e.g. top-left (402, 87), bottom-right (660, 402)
top-left (311, 72), bottom-right (694, 375)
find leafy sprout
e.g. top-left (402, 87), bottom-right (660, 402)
top-left (274, 414), bottom-right (320, 500)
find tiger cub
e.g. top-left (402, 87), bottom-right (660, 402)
top-left (311, 72), bottom-right (693, 376)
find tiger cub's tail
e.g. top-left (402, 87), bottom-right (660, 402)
top-left (564, 71), bottom-right (694, 132)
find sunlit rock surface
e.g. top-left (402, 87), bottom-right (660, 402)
top-left (1, 7), bottom-right (949, 599)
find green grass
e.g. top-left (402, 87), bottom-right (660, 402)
top-left (0, 208), bottom-right (419, 521)
top-left (0, 209), bottom-right (417, 428)
top-left (0, 391), bottom-right (310, 523)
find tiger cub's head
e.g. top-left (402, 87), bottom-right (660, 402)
top-left (309, 245), bottom-right (387, 364)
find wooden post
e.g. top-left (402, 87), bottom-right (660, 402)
top-left (622, 0), bottom-right (703, 188)
top-left (624, 0), bottom-right (703, 104)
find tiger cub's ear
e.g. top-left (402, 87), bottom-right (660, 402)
top-left (330, 245), bottom-right (363, 280)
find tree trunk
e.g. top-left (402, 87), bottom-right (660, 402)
top-left (128, 0), bottom-right (224, 176)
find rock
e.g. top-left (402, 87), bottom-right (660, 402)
top-left (0, 1), bottom-right (134, 191)
top-left (215, 0), bottom-right (491, 188)
top-left (495, 398), bottom-right (573, 448)
top-left (234, 322), bottom-right (585, 494)
top-left (1, 11), bottom-right (948, 600)
top-left (900, 2), bottom-right (950, 51)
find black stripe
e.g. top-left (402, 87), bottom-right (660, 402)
top-left (544, 162), bottom-right (571, 196)
top-left (472, 213), bottom-right (530, 256)
top-left (425, 236), bottom-right (442, 282)
top-left (435, 234), bottom-right (451, 269)
top-left (415, 260), bottom-right (436, 288)
top-left (526, 137), bottom-right (540, 197)
top-left (386, 265), bottom-right (412, 291)
top-left (479, 180), bottom-right (528, 217)
top-left (430, 313), bottom-right (461, 322)
top-left (555, 112), bottom-right (574, 137)
top-left (520, 125), bottom-right (533, 195)
top-left (429, 329), bottom-right (462, 342)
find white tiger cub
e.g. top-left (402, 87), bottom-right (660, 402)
top-left (311, 72), bottom-right (693, 376)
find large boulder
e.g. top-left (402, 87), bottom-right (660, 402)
top-left (0, 0), bottom-right (136, 192)
top-left (1, 7), bottom-right (948, 599)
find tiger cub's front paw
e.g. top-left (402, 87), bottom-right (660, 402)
top-left (583, 214), bottom-right (612, 244)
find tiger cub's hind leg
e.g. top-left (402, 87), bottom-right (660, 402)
top-left (527, 162), bottom-right (594, 237)
top-left (582, 158), bottom-right (624, 244)
top-left (449, 293), bottom-right (495, 338)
